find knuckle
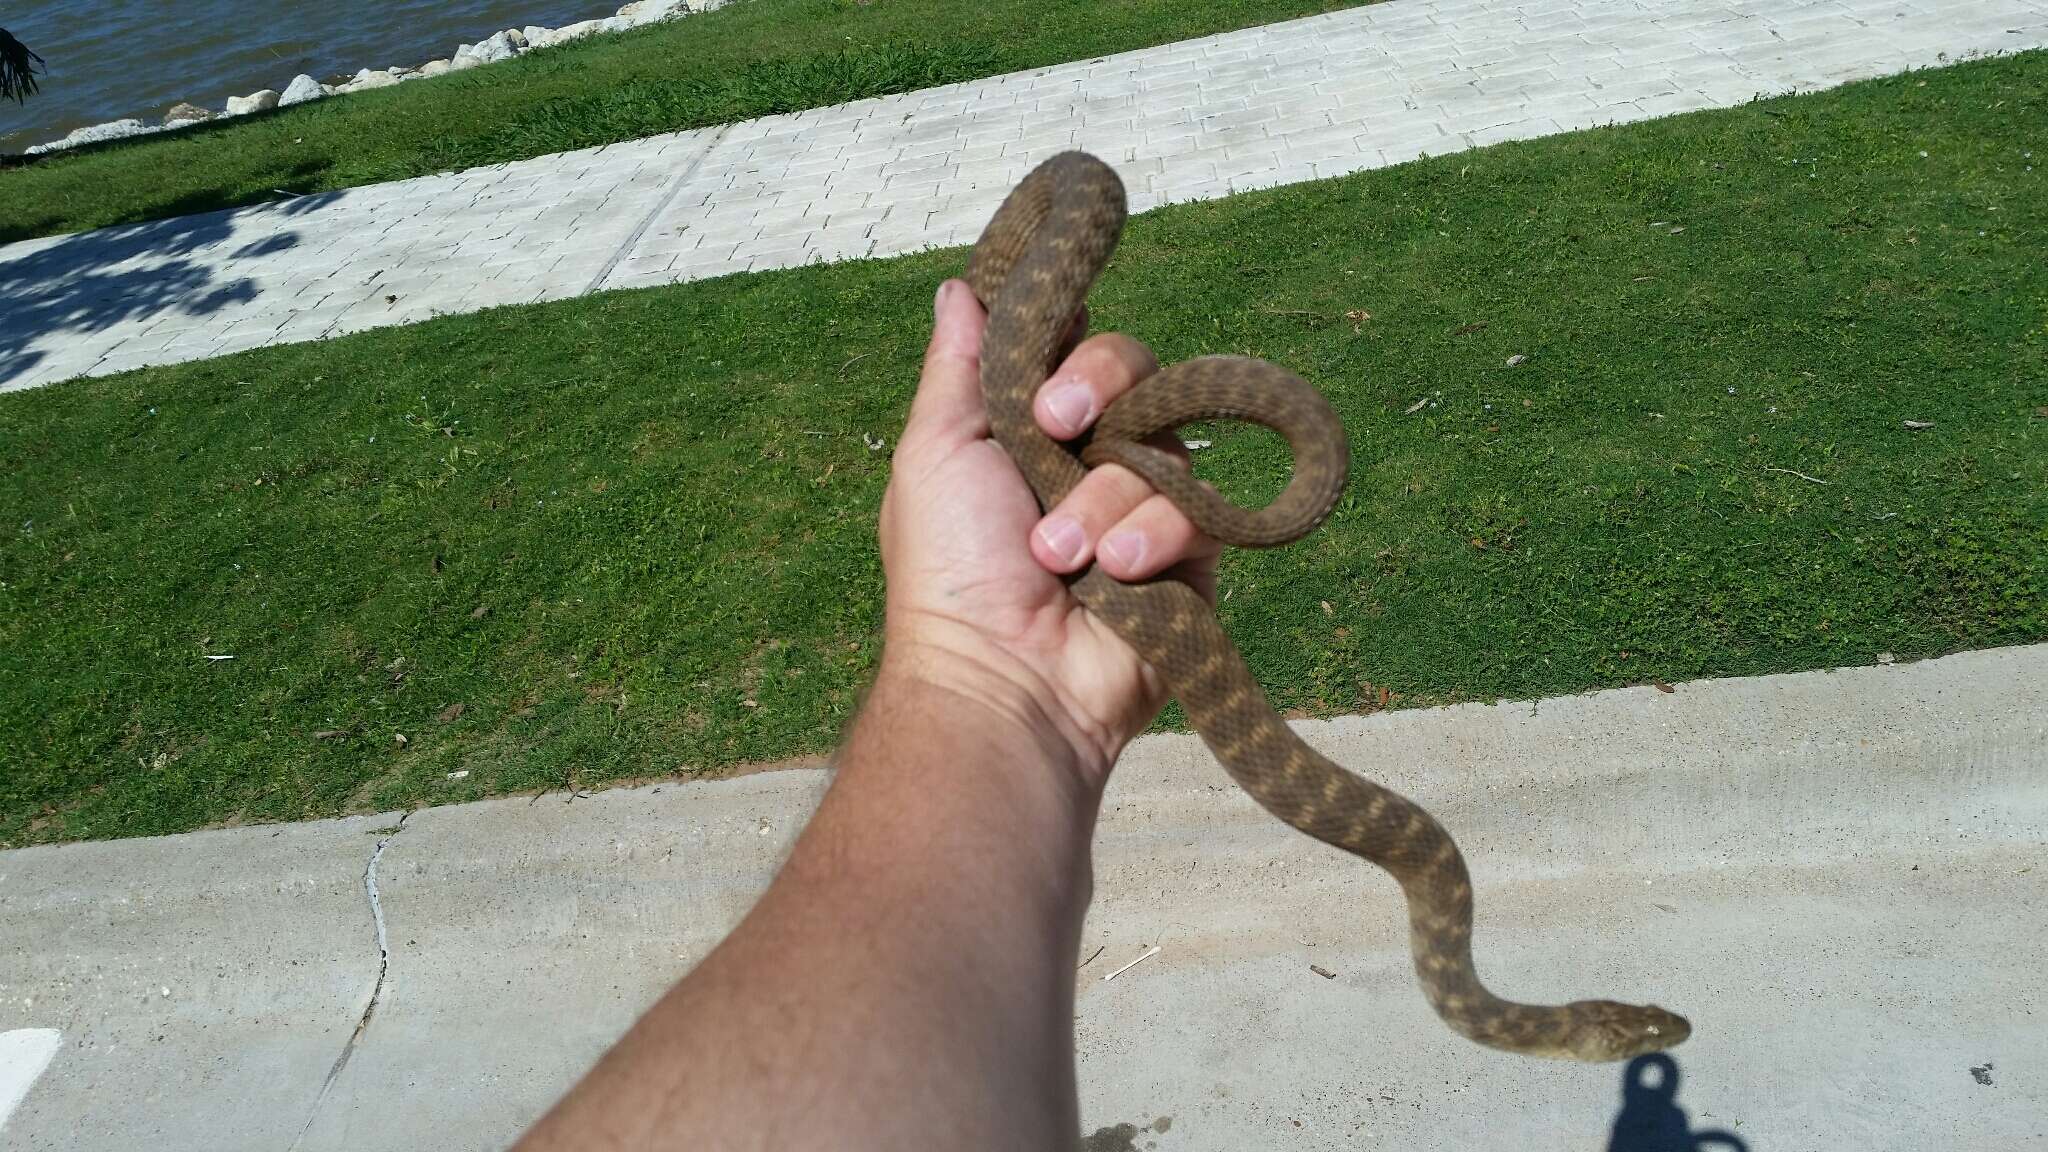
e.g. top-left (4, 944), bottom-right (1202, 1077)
top-left (1073, 332), bottom-right (1156, 381)
top-left (1080, 465), bottom-right (1149, 518)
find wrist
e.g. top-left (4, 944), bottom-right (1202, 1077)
top-left (877, 613), bottom-right (1117, 790)
top-left (836, 641), bottom-right (1106, 918)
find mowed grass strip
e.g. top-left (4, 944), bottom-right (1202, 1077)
top-left (3, 54), bottom-right (2044, 845)
top-left (0, 0), bottom-right (1375, 242)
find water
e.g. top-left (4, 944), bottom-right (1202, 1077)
top-left (1, 0), bottom-right (622, 152)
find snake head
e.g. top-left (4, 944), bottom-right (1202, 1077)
top-left (1561, 1000), bottom-right (1692, 1062)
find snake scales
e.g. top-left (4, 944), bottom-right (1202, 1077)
top-left (962, 151), bottom-right (1689, 1062)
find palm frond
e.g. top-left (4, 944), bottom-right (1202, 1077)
top-left (2, 28), bottom-right (46, 103)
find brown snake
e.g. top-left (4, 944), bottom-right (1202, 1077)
top-left (962, 151), bottom-right (1689, 1062)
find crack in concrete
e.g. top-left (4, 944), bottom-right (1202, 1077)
top-left (287, 812), bottom-right (411, 1151)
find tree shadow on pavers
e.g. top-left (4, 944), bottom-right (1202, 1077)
top-left (1607, 1054), bottom-right (1750, 1152)
top-left (0, 204), bottom-right (299, 388)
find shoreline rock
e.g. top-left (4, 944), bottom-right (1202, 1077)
top-left (24, 118), bottom-right (164, 155)
top-left (456, 30), bottom-right (520, 68)
top-left (19, 0), bottom-right (727, 156)
top-left (279, 74), bottom-right (326, 107)
top-left (223, 89), bottom-right (281, 117)
top-left (341, 68), bottom-right (401, 92)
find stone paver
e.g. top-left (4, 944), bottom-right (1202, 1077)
top-left (0, 138), bottom-right (711, 391)
top-left (4, 0), bottom-right (2045, 393)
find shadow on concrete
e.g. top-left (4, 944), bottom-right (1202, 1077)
top-left (1608, 1054), bottom-right (1749, 1152)
top-left (0, 205), bottom-right (297, 388)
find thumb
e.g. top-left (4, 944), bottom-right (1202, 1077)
top-left (904, 279), bottom-right (990, 446)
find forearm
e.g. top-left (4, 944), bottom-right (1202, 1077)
top-left (516, 655), bottom-right (1103, 1152)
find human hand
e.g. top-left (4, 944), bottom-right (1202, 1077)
top-left (877, 280), bottom-right (1221, 789)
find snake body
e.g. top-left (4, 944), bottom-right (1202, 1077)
top-left (963, 151), bottom-right (1689, 1062)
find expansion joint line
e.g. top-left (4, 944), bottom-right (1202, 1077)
top-left (587, 123), bottom-right (733, 295)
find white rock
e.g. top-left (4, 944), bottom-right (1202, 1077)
top-left (550, 19), bottom-right (606, 44)
top-left (223, 90), bottom-right (281, 117)
top-left (600, 15), bottom-right (630, 32)
top-left (505, 27), bottom-right (528, 48)
top-left (25, 118), bottom-right (162, 154)
top-left (469, 30), bottom-right (519, 64)
top-left (418, 59), bottom-right (453, 78)
top-left (449, 51), bottom-right (484, 71)
top-left (621, 0), bottom-right (689, 23)
top-left (162, 102), bottom-right (212, 125)
top-left (522, 25), bottom-right (554, 48)
top-left (278, 74), bottom-right (325, 106)
top-left (343, 69), bottom-right (399, 92)
top-left (98, 118), bottom-right (161, 139)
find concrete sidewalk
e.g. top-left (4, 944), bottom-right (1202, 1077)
top-left (3, 644), bottom-right (2043, 1149)
top-left (5, 0), bottom-right (2046, 393)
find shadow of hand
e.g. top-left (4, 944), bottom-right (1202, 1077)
top-left (1607, 1054), bottom-right (1748, 1152)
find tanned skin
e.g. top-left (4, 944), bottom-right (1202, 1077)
top-left (513, 279), bottom-right (1217, 1152)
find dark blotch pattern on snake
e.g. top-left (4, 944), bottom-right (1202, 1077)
top-left (962, 151), bottom-right (1689, 1061)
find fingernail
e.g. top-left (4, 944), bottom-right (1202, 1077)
top-left (933, 280), bottom-right (951, 317)
top-left (1042, 380), bottom-right (1096, 436)
top-left (1101, 531), bottom-right (1145, 572)
top-left (1036, 516), bottom-right (1087, 567)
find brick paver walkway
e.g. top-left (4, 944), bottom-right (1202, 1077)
top-left (3, 0), bottom-right (2042, 392)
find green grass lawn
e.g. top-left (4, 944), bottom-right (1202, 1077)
top-left (0, 0), bottom-right (1375, 243)
top-left (3, 54), bottom-right (2044, 846)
